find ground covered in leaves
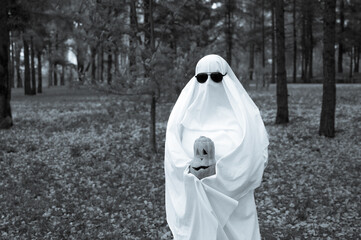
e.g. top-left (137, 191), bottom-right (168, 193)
top-left (0, 84), bottom-right (360, 239)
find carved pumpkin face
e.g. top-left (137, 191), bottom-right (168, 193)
top-left (189, 136), bottom-right (216, 180)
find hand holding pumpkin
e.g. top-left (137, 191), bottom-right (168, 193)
top-left (189, 136), bottom-right (216, 180)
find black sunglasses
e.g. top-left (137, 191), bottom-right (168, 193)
top-left (195, 72), bottom-right (226, 83)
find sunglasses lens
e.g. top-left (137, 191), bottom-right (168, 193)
top-left (196, 74), bottom-right (208, 83)
top-left (211, 73), bottom-right (224, 83)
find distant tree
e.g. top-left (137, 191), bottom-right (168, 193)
top-left (61, 65), bottom-right (65, 86)
top-left (248, 3), bottom-right (256, 81)
top-left (30, 36), bottom-right (36, 94)
top-left (23, 37), bottom-right (32, 95)
top-left (144, 0), bottom-right (157, 153)
top-left (37, 49), bottom-right (42, 93)
top-left (129, 0), bottom-right (138, 74)
top-left (319, 0), bottom-right (336, 137)
top-left (48, 42), bottom-right (53, 87)
top-left (271, 0), bottom-right (276, 84)
top-left (107, 52), bottom-right (112, 85)
top-left (293, 0), bottom-right (297, 83)
top-left (225, 0), bottom-right (233, 65)
top-left (15, 41), bottom-right (22, 88)
top-left (53, 33), bottom-right (58, 86)
top-left (300, 0), bottom-right (315, 83)
top-left (9, 36), bottom-right (15, 88)
top-left (275, 0), bottom-right (289, 124)
top-left (91, 46), bottom-right (96, 84)
top-left (0, 0), bottom-right (13, 129)
top-left (344, 0), bottom-right (361, 78)
top-left (261, 0), bottom-right (266, 87)
top-left (337, 0), bottom-right (344, 73)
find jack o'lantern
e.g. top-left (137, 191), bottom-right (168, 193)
top-left (189, 136), bottom-right (216, 180)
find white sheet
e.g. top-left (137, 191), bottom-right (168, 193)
top-left (165, 54), bottom-right (269, 240)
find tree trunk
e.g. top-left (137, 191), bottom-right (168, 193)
top-left (114, 47), bottom-right (120, 77)
top-left (23, 39), bottom-right (32, 95)
top-left (319, 0), bottom-right (336, 137)
top-left (15, 41), bottom-right (22, 88)
top-left (225, 0), bottom-right (233, 65)
top-left (0, 0), bottom-right (13, 129)
top-left (91, 46), bottom-right (96, 84)
top-left (261, 0), bottom-right (266, 87)
top-left (10, 36), bottom-right (14, 88)
top-left (53, 64), bottom-right (58, 86)
top-left (337, 0), bottom-right (344, 73)
top-left (107, 52), bottom-right (112, 85)
top-left (129, 0), bottom-right (138, 73)
top-left (100, 46), bottom-right (104, 82)
top-left (249, 43), bottom-right (255, 81)
top-left (275, 0), bottom-right (289, 124)
top-left (349, 48), bottom-right (353, 79)
top-left (37, 50), bottom-right (42, 93)
top-left (249, 10), bottom-right (255, 82)
top-left (53, 33), bottom-right (59, 86)
top-left (61, 64), bottom-right (65, 86)
top-left (145, 0), bottom-right (157, 153)
top-left (150, 92), bottom-right (157, 153)
top-left (48, 42), bottom-right (53, 87)
top-left (114, 49), bottom-right (119, 77)
top-left (301, 1), bottom-right (307, 82)
top-left (354, 46), bottom-right (360, 73)
top-left (271, 2), bottom-right (276, 84)
top-left (307, 7), bottom-right (313, 81)
top-left (30, 36), bottom-right (36, 95)
top-left (293, 0), bottom-right (297, 83)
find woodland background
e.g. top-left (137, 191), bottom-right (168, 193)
top-left (0, 0), bottom-right (360, 239)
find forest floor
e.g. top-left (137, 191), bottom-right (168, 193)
top-left (1, 84), bottom-right (360, 239)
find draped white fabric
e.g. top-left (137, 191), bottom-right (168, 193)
top-left (165, 55), bottom-right (269, 240)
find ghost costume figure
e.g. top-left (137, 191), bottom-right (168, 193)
top-left (165, 54), bottom-right (269, 240)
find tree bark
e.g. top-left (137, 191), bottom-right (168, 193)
top-left (37, 50), bottom-right (42, 93)
top-left (100, 45), bottom-right (104, 82)
top-left (91, 46), bottom-right (96, 84)
top-left (60, 64), bottom-right (65, 86)
top-left (249, 8), bottom-right (255, 82)
top-left (129, 0), bottom-right (138, 73)
top-left (30, 36), bottom-right (36, 95)
top-left (48, 42), bottom-right (53, 87)
top-left (114, 48), bottom-right (119, 77)
top-left (355, 46), bottom-right (360, 73)
top-left (249, 43), bottom-right (255, 81)
top-left (107, 52), bottom-right (112, 85)
top-left (15, 41), bottom-right (22, 88)
top-left (261, 0), bottom-right (266, 87)
top-left (293, 0), bottom-right (297, 83)
top-left (10, 35), bottom-right (14, 88)
top-left (319, 0), bottom-right (336, 137)
top-left (307, 5), bottom-right (313, 81)
top-left (150, 92), bottom-right (157, 153)
top-left (53, 33), bottom-right (58, 86)
top-left (275, 0), bottom-right (289, 124)
top-left (225, 0), bottom-right (233, 65)
top-left (145, 0), bottom-right (157, 153)
top-left (271, 1), bottom-right (276, 84)
top-left (23, 38), bottom-right (32, 95)
top-left (301, 1), bottom-right (307, 82)
top-left (53, 64), bottom-right (58, 86)
top-left (114, 47), bottom-right (120, 77)
top-left (0, 0), bottom-right (13, 129)
top-left (349, 48), bottom-right (353, 79)
top-left (337, 0), bottom-right (344, 73)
